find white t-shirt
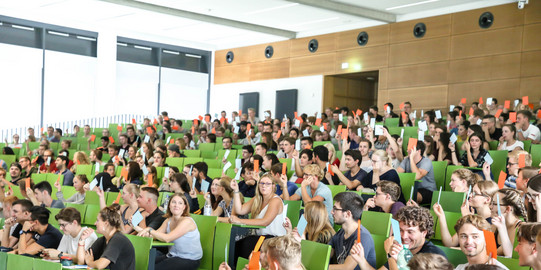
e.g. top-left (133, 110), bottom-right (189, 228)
top-left (499, 140), bottom-right (524, 152)
top-left (57, 226), bottom-right (98, 255)
top-left (519, 124), bottom-right (541, 141)
top-left (455, 259), bottom-right (509, 270)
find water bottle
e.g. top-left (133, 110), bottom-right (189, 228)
top-left (204, 199), bottom-right (212, 216)
top-left (163, 194), bottom-right (170, 212)
top-left (396, 244), bottom-right (413, 270)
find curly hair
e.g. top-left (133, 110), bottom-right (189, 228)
top-left (454, 214), bottom-right (491, 234)
top-left (396, 206), bottom-right (434, 239)
top-left (497, 188), bottom-right (527, 222)
top-left (261, 234), bottom-right (302, 269)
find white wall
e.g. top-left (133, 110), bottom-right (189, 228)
top-left (209, 75), bottom-right (323, 119)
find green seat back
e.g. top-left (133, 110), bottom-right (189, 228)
top-left (398, 173), bottom-right (417, 201)
top-left (362, 211), bottom-right (391, 236)
top-left (7, 254), bottom-right (33, 270)
top-left (433, 211), bottom-right (462, 241)
top-left (236, 257), bottom-right (249, 270)
top-left (84, 191), bottom-right (100, 205)
top-left (106, 192), bottom-right (124, 205)
top-left (301, 240), bottom-right (331, 270)
top-left (313, 141), bottom-right (332, 148)
top-left (522, 140), bottom-right (532, 152)
top-left (384, 118), bottom-right (399, 127)
top-left (61, 186), bottom-right (77, 200)
top-left (207, 168), bottom-right (223, 179)
top-left (183, 150), bottom-right (201, 157)
top-left (166, 157), bottom-right (184, 170)
top-left (488, 140), bottom-right (499, 150)
top-left (184, 157), bottom-right (204, 165)
top-left (46, 207), bottom-right (62, 226)
top-left (0, 155), bottom-right (16, 168)
top-left (47, 173), bottom-right (63, 188)
top-left (431, 191), bottom-right (466, 213)
top-left (83, 204), bottom-right (101, 226)
top-left (31, 173), bottom-right (48, 184)
top-left (213, 222), bottom-right (232, 270)
top-left (431, 161), bottom-right (448, 190)
top-left (204, 159), bottom-right (222, 169)
top-left (284, 200), bottom-right (302, 228)
top-left (158, 192), bottom-right (174, 206)
top-left (218, 149), bottom-right (237, 160)
top-left (191, 214), bottom-right (217, 270)
top-left (0, 252), bottom-right (6, 270)
top-left (64, 203), bottom-right (87, 217)
top-left (444, 165), bottom-right (464, 191)
top-left (33, 257), bottom-right (62, 270)
top-left (371, 234), bottom-right (388, 268)
top-left (199, 143), bottom-right (216, 153)
top-left (531, 144), bottom-right (541, 168)
top-left (76, 164), bottom-right (94, 179)
top-left (125, 234), bottom-right (152, 270)
top-left (488, 150), bottom-right (508, 180)
top-left (279, 158), bottom-right (293, 172)
top-left (436, 245), bottom-right (467, 267)
top-left (201, 151), bottom-right (218, 159)
top-left (328, 185), bottom-right (347, 199)
top-left (498, 257), bottom-right (529, 270)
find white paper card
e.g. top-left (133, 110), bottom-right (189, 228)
top-left (235, 169), bottom-right (242, 180)
top-left (190, 141), bottom-right (195, 148)
top-left (370, 118), bottom-right (376, 129)
top-left (295, 140), bottom-right (301, 151)
top-left (329, 129), bottom-right (336, 138)
top-left (386, 106), bottom-right (391, 114)
top-left (320, 126), bottom-right (325, 132)
top-left (450, 133), bottom-right (458, 144)
top-left (131, 211), bottom-right (144, 227)
top-left (89, 178), bottom-right (98, 190)
top-left (224, 150), bottom-right (230, 159)
top-left (223, 162), bottom-right (232, 173)
top-left (142, 165), bottom-right (149, 175)
top-left (235, 116), bottom-right (240, 122)
top-left (144, 135), bottom-right (150, 143)
top-left (339, 114), bottom-right (343, 121)
top-left (418, 121), bottom-right (428, 131)
top-left (297, 215), bottom-right (308, 236)
top-left (477, 119), bottom-right (483, 125)
top-left (303, 130), bottom-right (309, 137)
top-left (514, 99), bottom-right (519, 107)
top-left (166, 136), bottom-right (171, 144)
top-left (400, 129), bottom-right (405, 139)
top-left (374, 125), bottom-right (384, 136)
top-left (264, 111), bottom-right (270, 118)
top-left (142, 151), bottom-right (146, 161)
top-left (294, 119), bottom-right (301, 127)
top-left (484, 154), bottom-right (494, 165)
top-left (99, 177), bottom-right (103, 191)
top-left (291, 158), bottom-right (295, 171)
top-left (235, 159), bottom-right (242, 169)
top-left (363, 112), bottom-right (369, 121)
top-left (282, 204), bottom-right (288, 223)
top-left (418, 130), bottom-right (425, 141)
top-left (421, 110), bottom-right (424, 117)
top-left (234, 126), bottom-right (240, 134)
top-left (435, 110), bottom-right (442, 119)
top-left (47, 157), bottom-right (51, 166)
top-left (450, 105), bottom-right (455, 111)
top-left (447, 120), bottom-right (451, 128)
top-left (164, 167), bottom-right (170, 178)
top-left (487, 97), bottom-right (493, 106)
top-left (119, 149), bottom-right (125, 159)
top-left (317, 112), bottom-right (321, 119)
top-left (411, 110), bottom-right (417, 119)
top-left (201, 180), bottom-right (210, 193)
top-left (357, 128), bottom-right (362, 137)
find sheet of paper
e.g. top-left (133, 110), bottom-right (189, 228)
top-left (118, 149), bottom-right (125, 159)
top-left (223, 162), bottom-right (232, 173)
top-left (282, 204), bottom-right (288, 223)
top-left (235, 159), bottom-right (242, 169)
top-left (477, 119), bottom-right (482, 125)
top-left (164, 167), bottom-right (170, 178)
top-left (449, 105), bottom-right (455, 111)
top-left (295, 140), bottom-right (301, 151)
top-left (363, 112), bottom-right (369, 121)
top-left (486, 97), bottom-right (493, 106)
top-left (435, 110), bottom-right (442, 119)
top-left (235, 169), bottom-right (242, 180)
top-left (418, 121), bottom-right (428, 131)
top-left (302, 129), bottom-right (310, 137)
top-left (142, 165), bottom-right (149, 175)
top-left (131, 211), bottom-right (144, 227)
top-left (99, 177), bottom-right (103, 191)
top-left (339, 114), bottom-right (343, 121)
top-left (233, 126), bottom-right (240, 133)
top-left (224, 149), bottom-right (230, 159)
top-left (89, 179), bottom-right (98, 190)
top-left (391, 218), bottom-right (402, 245)
top-left (450, 133), bottom-right (458, 144)
top-left (374, 125), bottom-right (384, 136)
top-left (358, 128), bottom-right (362, 137)
top-left (418, 130), bottom-right (425, 141)
top-left (297, 215), bottom-right (308, 236)
top-left (484, 154), bottom-right (494, 165)
top-left (201, 180), bottom-right (210, 193)
top-left (144, 135), bottom-right (150, 143)
top-left (294, 119), bottom-right (301, 127)
top-left (370, 118), bottom-right (376, 129)
top-left (400, 129), bottom-right (404, 139)
top-left (291, 158), bottom-right (295, 171)
top-left (320, 126), bottom-right (325, 132)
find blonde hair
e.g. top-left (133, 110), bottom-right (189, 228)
top-left (324, 143), bottom-right (336, 163)
top-left (454, 214), bottom-right (491, 234)
top-left (303, 164), bottom-right (324, 181)
top-left (476, 180), bottom-right (498, 199)
top-left (452, 169), bottom-right (478, 189)
top-left (497, 188), bottom-right (527, 221)
top-left (74, 151), bottom-right (90, 165)
top-left (261, 235), bottom-right (303, 269)
top-left (250, 173), bottom-right (276, 218)
top-left (123, 184), bottom-right (141, 199)
top-left (372, 149), bottom-right (392, 167)
top-left (509, 149), bottom-right (532, 167)
top-left (407, 253), bottom-right (453, 270)
top-left (304, 201), bottom-right (335, 244)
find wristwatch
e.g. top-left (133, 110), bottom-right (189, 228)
top-left (58, 252), bottom-right (64, 258)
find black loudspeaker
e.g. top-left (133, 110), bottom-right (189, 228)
top-left (357, 31), bottom-right (369, 46)
top-left (308, 39), bottom-right (318, 53)
top-left (479, 12), bottom-right (494, 29)
top-left (265, 46), bottom-right (274, 58)
top-left (413, 23), bottom-right (426, 38)
top-left (226, 51), bottom-right (234, 63)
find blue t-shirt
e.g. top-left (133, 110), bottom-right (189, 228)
top-left (58, 169), bottom-right (74, 186)
top-left (330, 225), bottom-right (376, 269)
top-left (276, 182), bottom-right (299, 197)
top-left (294, 182), bottom-right (333, 224)
top-left (343, 169), bottom-right (368, 190)
top-left (399, 157), bottom-right (436, 191)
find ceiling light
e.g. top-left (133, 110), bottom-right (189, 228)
top-left (163, 50), bottom-right (179, 55)
top-left (48, 31), bottom-right (69, 37)
top-left (134, 45), bottom-right (152, 50)
top-left (386, 0), bottom-right (439, 11)
top-left (245, 3), bottom-right (299, 15)
top-left (185, 54), bottom-right (202, 58)
top-left (77, 36), bottom-right (96, 41)
top-left (117, 42), bottom-right (128, 47)
top-left (12, 24), bottom-right (34, 31)
top-left (341, 63), bottom-right (349, 69)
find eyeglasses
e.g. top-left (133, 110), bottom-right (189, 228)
top-left (59, 222), bottom-right (71, 229)
top-left (471, 192), bottom-right (488, 198)
top-left (508, 162), bottom-right (518, 166)
top-left (526, 193), bottom-right (540, 200)
top-left (259, 182), bottom-right (273, 187)
top-left (332, 206), bottom-right (346, 212)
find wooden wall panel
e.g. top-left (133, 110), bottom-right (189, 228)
top-left (451, 4), bottom-right (524, 35)
top-left (377, 90), bottom-right (389, 109)
top-left (390, 15), bottom-right (451, 44)
top-left (334, 45), bottom-right (389, 74)
top-left (521, 51), bottom-right (541, 77)
top-left (525, 0), bottom-right (541, 25)
top-left (290, 33), bottom-right (336, 58)
top-left (450, 27), bottom-right (523, 59)
top-left (290, 53), bottom-right (335, 77)
top-left (249, 59), bottom-right (290, 81)
top-left (448, 79), bottom-right (520, 105)
top-left (389, 37), bottom-right (449, 66)
top-left (387, 61), bottom-right (448, 89)
top-left (448, 53), bottom-right (521, 83)
top-left (523, 23), bottom-right (541, 51)
top-left (520, 76), bottom-right (541, 97)
top-left (336, 25), bottom-right (390, 51)
top-left (333, 77), bottom-right (349, 96)
top-left (378, 68), bottom-right (388, 90)
top-left (214, 65), bottom-right (250, 84)
top-left (348, 79), bottom-right (363, 99)
top-left (215, 46), bottom-right (252, 67)
top-left (387, 85), bottom-right (448, 110)
top-left (249, 40), bottom-right (291, 62)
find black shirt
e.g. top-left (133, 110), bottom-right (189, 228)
top-left (145, 208), bottom-right (165, 230)
top-left (33, 224), bottom-right (63, 249)
top-left (11, 223), bottom-right (23, 239)
top-left (490, 128), bottom-right (503, 141)
top-left (90, 232), bottom-right (135, 270)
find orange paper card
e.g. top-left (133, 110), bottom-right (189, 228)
top-left (146, 127), bottom-right (153, 134)
top-left (90, 135), bottom-right (96, 142)
top-left (164, 116), bottom-right (169, 121)
top-left (401, 111), bottom-right (407, 120)
top-left (194, 119), bottom-right (199, 126)
top-left (461, 98), bottom-right (467, 104)
top-left (191, 126), bottom-right (195, 134)
top-left (294, 112), bottom-right (298, 118)
top-left (172, 126), bottom-right (179, 130)
top-left (498, 171), bottom-right (507, 189)
top-left (509, 112), bottom-right (517, 123)
top-left (357, 220), bottom-right (361, 244)
top-left (469, 107), bottom-right (474, 116)
top-left (282, 162), bottom-right (287, 175)
top-left (109, 136), bottom-right (115, 144)
top-left (132, 118), bottom-right (136, 124)
top-left (276, 130), bottom-right (282, 138)
top-left (315, 118), bottom-right (322, 126)
top-left (198, 115), bottom-right (203, 121)
top-left (117, 125), bottom-right (123, 131)
top-left (148, 174), bottom-right (153, 187)
top-left (537, 110), bottom-right (541, 119)
top-left (504, 100), bottom-right (510, 109)
top-left (518, 154), bottom-right (526, 168)
top-left (281, 122), bottom-right (285, 128)
top-left (523, 96), bottom-right (529, 105)
top-left (246, 123), bottom-right (251, 133)
top-left (495, 109), bottom-right (502, 119)
top-left (170, 139), bottom-right (175, 144)
top-left (25, 178), bottom-right (30, 190)
top-left (479, 97), bottom-right (484, 104)
top-left (337, 125), bottom-right (342, 136)
top-left (56, 174), bottom-right (61, 185)
top-left (121, 167), bottom-right (129, 179)
top-left (239, 110), bottom-right (242, 116)
top-left (153, 119), bottom-right (158, 124)
top-left (483, 230), bottom-right (497, 259)
top-left (114, 192), bottom-right (122, 204)
top-left (220, 117), bottom-right (225, 124)
top-left (328, 164), bottom-right (334, 176)
top-left (341, 129), bottom-right (348, 140)
top-left (323, 123), bottom-right (328, 130)
top-left (407, 138), bottom-right (418, 151)
top-left (356, 109), bottom-right (362, 116)
top-left (399, 102), bottom-right (404, 110)
top-left (254, 160), bottom-right (259, 173)
top-left (211, 127), bottom-right (216, 134)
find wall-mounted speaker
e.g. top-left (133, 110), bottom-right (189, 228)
top-left (226, 51), bottom-right (234, 63)
top-left (308, 39), bottom-right (318, 53)
top-left (357, 31), bottom-right (369, 46)
top-left (413, 23), bottom-right (426, 38)
top-left (265, 46), bottom-right (274, 58)
top-left (479, 12), bottom-right (494, 29)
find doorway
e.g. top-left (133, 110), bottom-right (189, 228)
top-left (323, 71), bottom-right (378, 112)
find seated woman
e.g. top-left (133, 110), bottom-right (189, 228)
top-left (360, 150), bottom-right (400, 191)
top-left (363, 180), bottom-right (405, 218)
top-left (450, 132), bottom-right (490, 168)
top-left (117, 184), bottom-right (146, 234)
top-left (283, 201), bottom-right (335, 244)
top-left (77, 206), bottom-right (136, 270)
top-left (70, 151), bottom-right (91, 174)
top-left (262, 153), bottom-right (280, 172)
top-left (498, 124), bottom-right (524, 151)
top-left (55, 174), bottom-right (89, 204)
top-left (324, 143), bottom-right (340, 167)
top-left (206, 177), bottom-right (245, 222)
top-left (125, 161), bottom-right (144, 187)
top-left (139, 193), bottom-right (202, 270)
top-left (448, 168), bottom-right (479, 193)
top-left (230, 172), bottom-right (286, 260)
top-left (516, 223), bottom-right (541, 269)
top-left (202, 178), bottom-right (224, 214)
top-left (435, 132), bottom-right (453, 164)
top-left (484, 149), bottom-right (531, 189)
top-left (433, 180), bottom-right (498, 247)
top-left (160, 172), bottom-right (198, 213)
top-left (158, 166), bottom-right (179, 192)
top-left (291, 149), bottom-right (313, 183)
top-left (491, 188), bottom-right (527, 257)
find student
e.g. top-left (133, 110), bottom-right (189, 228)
top-left (497, 124), bottom-right (524, 151)
top-left (329, 192), bottom-right (376, 270)
top-left (55, 174), bottom-right (89, 204)
top-left (397, 140), bottom-right (436, 204)
top-left (331, 149), bottom-right (367, 190)
top-left (283, 201), bottom-right (335, 244)
top-left (516, 166), bottom-right (540, 195)
top-left (42, 207), bottom-right (98, 261)
top-left (516, 110), bottom-right (541, 143)
top-left (361, 150), bottom-right (400, 191)
top-left (276, 137), bottom-right (298, 159)
top-left (291, 149), bottom-right (313, 183)
top-left (202, 178), bottom-right (224, 214)
top-left (8, 162), bottom-right (23, 185)
top-left (1, 199), bottom-right (33, 249)
top-left (191, 162), bottom-right (212, 194)
top-left (450, 133), bottom-right (490, 168)
top-left (515, 223), bottom-right (541, 269)
top-left (490, 188), bottom-right (527, 257)
top-left (526, 174), bottom-right (541, 222)
top-left (139, 193), bottom-right (202, 270)
top-left (481, 115), bottom-right (502, 142)
top-left (19, 156), bottom-right (37, 179)
top-left (363, 180), bottom-right (405, 218)
top-left (206, 177), bottom-right (245, 222)
top-left (238, 162), bottom-right (257, 198)
top-left (449, 169), bottom-right (479, 193)
top-left (134, 187), bottom-right (165, 230)
top-left (269, 163), bottom-right (298, 200)
top-left (289, 164), bottom-right (333, 224)
top-left (454, 215), bottom-right (509, 270)
top-left (260, 235), bottom-right (304, 270)
top-left (28, 181), bottom-right (65, 208)
top-left (161, 172), bottom-right (199, 213)
top-left (17, 206), bottom-right (63, 256)
top-left (406, 253), bottom-right (453, 270)
top-left (485, 149), bottom-right (531, 189)
top-left (77, 206), bottom-right (136, 270)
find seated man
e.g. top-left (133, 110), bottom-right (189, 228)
top-left (134, 187), bottom-right (165, 232)
top-left (42, 207), bottom-right (98, 261)
top-left (55, 155), bottom-right (74, 186)
top-left (192, 162), bottom-right (212, 194)
top-left (454, 215), bottom-right (509, 270)
top-left (269, 163), bottom-right (298, 200)
top-left (397, 141), bottom-right (436, 204)
top-left (1, 199), bottom-right (33, 249)
top-left (255, 142), bottom-right (268, 157)
top-left (16, 206), bottom-right (63, 256)
top-left (28, 181), bottom-right (65, 209)
top-left (363, 180), bottom-right (405, 218)
top-left (238, 163), bottom-right (257, 198)
top-left (331, 149), bottom-right (367, 190)
top-left (300, 136), bottom-right (313, 150)
top-left (329, 192), bottom-right (376, 269)
top-left (352, 206), bottom-right (446, 270)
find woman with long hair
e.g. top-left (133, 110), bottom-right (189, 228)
top-left (491, 188), bottom-right (527, 257)
top-left (324, 143), bottom-right (340, 167)
top-left (139, 193), bottom-right (202, 270)
top-left (203, 178), bottom-right (224, 213)
top-left (283, 201), bottom-right (335, 244)
top-left (498, 124), bottom-right (524, 151)
top-left (141, 142), bottom-right (154, 164)
top-left (436, 132), bottom-right (453, 164)
top-left (230, 172), bottom-right (286, 260)
top-left (450, 132), bottom-right (490, 168)
top-left (207, 177), bottom-right (246, 222)
top-left (127, 146), bottom-right (138, 162)
top-left (119, 184), bottom-right (146, 234)
top-left (448, 169), bottom-right (479, 193)
top-left (77, 206), bottom-right (136, 270)
top-left (161, 172), bottom-right (199, 213)
top-left (71, 151), bottom-right (91, 174)
top-left (360, 149), bottom-right (400, 191)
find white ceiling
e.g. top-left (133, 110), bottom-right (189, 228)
top-left (0, 0), bottom-right (516, 50)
